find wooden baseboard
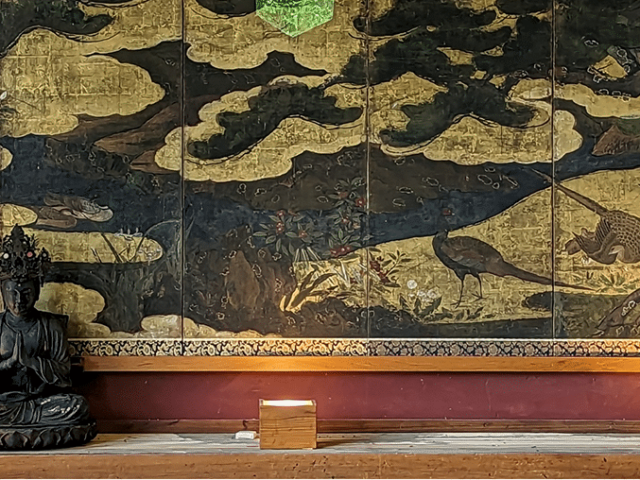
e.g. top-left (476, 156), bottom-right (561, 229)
top-left (81, 356), bottom-right (640, 372)
top-left (96, 418), bottom-right (640, 434)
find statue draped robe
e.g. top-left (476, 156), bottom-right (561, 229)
top-left (0, 311), bottom-right (90, 427)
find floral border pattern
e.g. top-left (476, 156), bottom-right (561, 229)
top-left (69, 340), bottom-right (183, 357)
top-left (69, 338), bottom-right (640, 357)
top-left (183, 339), bottom-right (369, 356)
top-left (367, 340), bottom-right (556, 357)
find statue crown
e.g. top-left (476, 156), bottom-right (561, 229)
top-left (0, 226), bottom-right (50, 282)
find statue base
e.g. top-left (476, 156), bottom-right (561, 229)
top-left (0, 421), bottom-right (97, 450)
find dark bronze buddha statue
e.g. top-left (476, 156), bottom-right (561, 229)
top-left (0, 226), bottom-right (95, 449)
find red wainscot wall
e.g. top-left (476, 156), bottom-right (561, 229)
top-left (73, 372), bottom-right (640, 427)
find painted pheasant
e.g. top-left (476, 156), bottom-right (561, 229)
top-left (433, 209), bottom-right (590, 307)
top-left (534, 170), bottom-right (640, 265)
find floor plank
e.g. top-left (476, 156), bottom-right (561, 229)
top-left (2, 433), bottom-right (640, 478)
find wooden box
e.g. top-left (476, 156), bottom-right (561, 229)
top-left (259, 400), bottom-right (317, 449)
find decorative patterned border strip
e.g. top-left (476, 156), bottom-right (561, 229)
top-left (367, 340), bottom-right (555, 357)
top-left (183, 339), bottom-right (369, 356)
top-left (69, 339), bottom-right (640, 357)
top-left (69, 340), bottom-right (183, 357)
top-left (553, 340), bottom-right (640, 357)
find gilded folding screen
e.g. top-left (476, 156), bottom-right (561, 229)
top-left (1, 0), bottom-right (640, 357)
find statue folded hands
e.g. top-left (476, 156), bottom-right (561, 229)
top-left (0, 226), bottom-right (95, 448)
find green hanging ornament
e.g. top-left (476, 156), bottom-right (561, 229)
top-left (256, 0), bottom-right (335, 37)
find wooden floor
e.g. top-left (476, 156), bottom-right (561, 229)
top-left (2, 432), bottom-right (640, 478)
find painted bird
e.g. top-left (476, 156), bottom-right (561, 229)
top-left (534, 170), bottom-right (640, 265)
top-left (433, 208), bottom-right (590, 307)
top-left (44, 193), bottom-right (113, 223)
